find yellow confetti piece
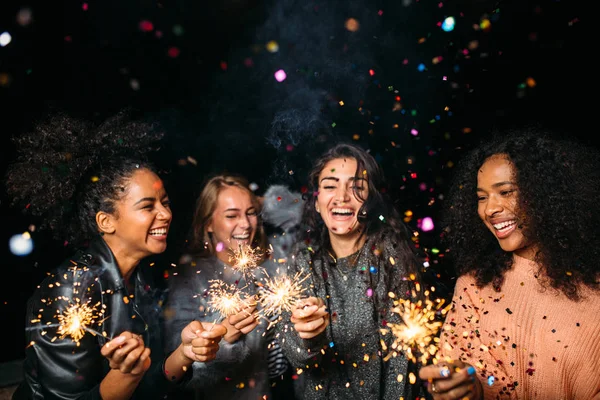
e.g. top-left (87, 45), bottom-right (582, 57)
top-left (265, 40), bottom-right (279, 53)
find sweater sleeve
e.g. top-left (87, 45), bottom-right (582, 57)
top-left (275, 249), bottom-right (331, 369)
top-left (164, 262), bottom-right (258, 391)
top-left (439, 275), bottom-right (517, 400)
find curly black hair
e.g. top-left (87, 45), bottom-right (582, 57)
top-left (5, 110), bottom-right (164, 246)
top-left (442, 125), bottom-right (600, 300)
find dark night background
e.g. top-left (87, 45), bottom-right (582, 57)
top-left (0, 0), bottom-right (589, 380)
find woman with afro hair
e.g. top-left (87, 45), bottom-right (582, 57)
top-left (419, 126), bottom-right (600, 399)
top-left (7, 111), bottom-right (227, 400)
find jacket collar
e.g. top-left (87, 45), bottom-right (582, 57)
top-left (72, 237), bottom-right (127, 292)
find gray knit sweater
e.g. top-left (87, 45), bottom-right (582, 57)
top-left (163, 185), bottom-right (303, 400)
top-left (277, 236), bottom-right (425, 400)
top-left (164, 255), bottom-right (275, 400)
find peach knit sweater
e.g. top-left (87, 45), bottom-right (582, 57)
top-left (439, 254), bottom-right (600, 399)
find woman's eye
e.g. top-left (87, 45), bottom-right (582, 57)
top-left (162, 201), bottom-right (171, 208)
top-left (501, 190), bottom-right (515, 196)
top-left (247, 211), bottom-right (258, 216)
top-left (323, 185), bottom-right (336, 190)
top-left (477, 196), bottom-right (486, 201)
top-left (225, 215), bottom-right (237, 219)
top-left (352, 186), bottom-right (365, 190)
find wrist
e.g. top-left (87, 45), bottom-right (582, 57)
top-left (107, 367), bottom-right (144, 382)
top-left (175, 343), bottom-right (194, 366)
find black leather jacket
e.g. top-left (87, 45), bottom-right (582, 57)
top-left (13, 238), bottom-right (186, 400)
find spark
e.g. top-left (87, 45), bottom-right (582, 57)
top-left (56, 300), bottom-right (102, 345)
top-left (258, 270), bottom-right (310, 320)
top-left (228, 244), bottom-right (264, 277)
top-left (207, 279), bottom-right (253, 319)
top-left (381, 289), bottom-right (451, 365)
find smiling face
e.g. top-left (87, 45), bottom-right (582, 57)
top-left (316, 157), bottom-right (368, 246)
top-left (477, 154), bottom-right (535, 259)
top-left (101, 168), bottom-right (172, 269)
top-left (207, 185), bottom-right (258, 265)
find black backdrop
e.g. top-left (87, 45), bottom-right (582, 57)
top-left (0, 0), bottom-right (589, 363)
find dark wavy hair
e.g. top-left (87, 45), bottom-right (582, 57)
top-left (5, 110), bottom-right (164, 247)
top-left (302, 142), bottom-right (423, 286)
top-left (442, 125), bottom-right (600, 300)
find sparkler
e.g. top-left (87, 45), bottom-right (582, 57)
top-left (32, 299), bottom-right (105, 346)
top-left (381, 288), bottom-right (451, 365)
top-left (257, 270), bottom-right (310, 322)
top-left (55, 300), bottom-right (103, 345)
top-left (207, 279), bottom-right (253, 319)
top-left (228, 244), bottom-right (264, 277)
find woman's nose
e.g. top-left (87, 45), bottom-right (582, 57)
top-left (335, 187), bottom-right (350, 202)
top-left (157, 204), bottom-right (172, 221)
top-left (239, 215), bottom-right (250, 228)
top-left (485, 196), bottom-right (503, 216)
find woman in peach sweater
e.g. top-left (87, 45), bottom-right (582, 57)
top-left (419, 127), bottom-right (600, 399)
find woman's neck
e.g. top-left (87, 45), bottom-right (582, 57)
top-left (216, 251), bottom-right (233, 266)
top-left (329, 233), bottom-right (367, 259)
top-left (103, 237), bottom-right (141, 282)
top-left (513, 243), bottom-right (539, 262)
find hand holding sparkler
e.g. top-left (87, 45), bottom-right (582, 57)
top-left (418, 360), bottom-right (482, 399)
top-left (290, 297), bottom-right (330, 340)
top-left (180, 320), bottom-right (226, 363)
top-left (221, 302), bottom-right (260, 344)
top-left (101, 332), bottom-right (151, 375)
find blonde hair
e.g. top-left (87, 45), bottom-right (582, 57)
top-left (187, 174), bottom-right (266, 259)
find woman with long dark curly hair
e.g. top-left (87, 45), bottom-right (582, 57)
top-left (276, 142), bottom-right (428, 400)
top-left (7, 111), bottom-right (227, 400)
top-left (419, 126), bottom-right (600, 399)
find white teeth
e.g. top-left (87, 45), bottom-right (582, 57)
top-left (331, 208), bottom-right (353, 215)
top-left (232, 234), bottom-right (250, 240)
top-left (149, 228), bottom-right (167, 236)
top-left (493, 220), bottom-right (515, 230)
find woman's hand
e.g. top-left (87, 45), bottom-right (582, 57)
top-left (419, 360), bottom-right (483, 400)
top-left (101, 332), bottom-right (151, 376)
top-left (291, 297), bottom-right (330, 339)
top-left (180, 320), bottom-right (227, 363)
top-left (222, 303), bottom-right (260, 343)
